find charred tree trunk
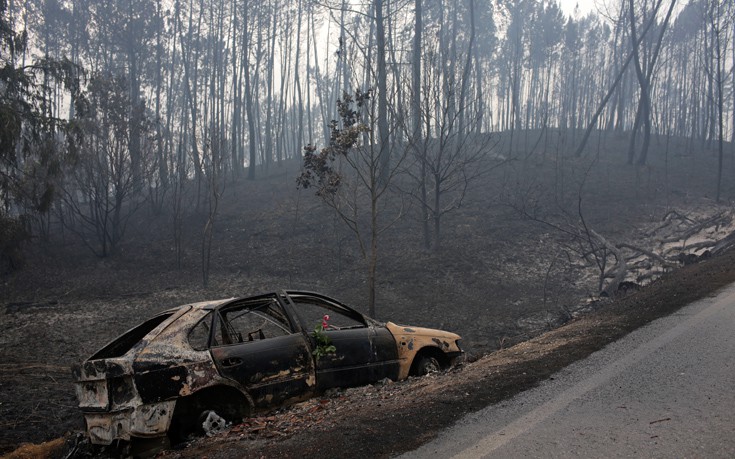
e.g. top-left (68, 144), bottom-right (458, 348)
top-left (376, 0), bottom-right (391, 185)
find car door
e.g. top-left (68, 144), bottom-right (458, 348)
top-left (209, 296), bottom-right (316, 408)
top-left (285, 293), bottom-right (399, 391)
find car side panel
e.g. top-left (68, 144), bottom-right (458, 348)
top-left (315, 326), bottom-right (400, 390)
top-left (369, 326), bottom-right (401, 381)
top-left (211, 333), bottom-right (316, 407)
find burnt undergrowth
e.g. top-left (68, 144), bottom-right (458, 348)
top-left (179, 247), bottom-right (735, 459)
top-left (2, 132), bottom-right (735, 455)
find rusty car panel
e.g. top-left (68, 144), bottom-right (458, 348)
top-left (83, 400), bottom-right (176, 444)
top-left (386, 322), bottom-right (464, 380)
top-left (73, 291), bottom-right (463, 446)
top-left (211, 333), bottom-right (316, 407)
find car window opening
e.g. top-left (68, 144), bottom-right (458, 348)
top-left (211, 300), bottom-right (292, 347)
top-left (90, 313), bottom-right (174, 360)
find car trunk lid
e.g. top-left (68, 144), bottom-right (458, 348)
top-left (73, 358), bottom-right (137, 411)
top-left (72, 311), bottom-right (180, 412)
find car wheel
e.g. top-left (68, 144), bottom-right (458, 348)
top-left (199, 410), bottom-right (230, 437)
top-left (169, 386), bottom-right (251, 445)
top-left (414, 355), bottom-right (441, 376)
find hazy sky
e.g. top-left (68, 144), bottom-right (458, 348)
top-left (558, 0), bottom-right (597, 17)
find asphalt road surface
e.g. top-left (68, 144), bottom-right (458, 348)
top-left (401, 283), bottom-right (735, 459)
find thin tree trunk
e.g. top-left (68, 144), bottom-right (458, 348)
top-left (628, 0), bottom-right (676, 166)
top-left (376, 0), bottom-right (391, 185)
top-left (294, 0), bottom-right (305, 150)
top-left (264, 4), bottom-right (277, 169)
top-left (230, 0), bottom-right (241, 177)
top-left (243, 4), bottom-right (257, 180)
top-left (456, 0), bottom-right (475, 141)
top-left (413, 0), bottom-right (430, 250)
top-left (574, 2), bottom-right (662, 157)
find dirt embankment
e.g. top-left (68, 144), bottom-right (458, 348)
top-left (161, 246), bottom-right (735, 459)
top-left (7, 243), bottom-right (731, 459)
top-left (2, 135), bottom-right (735, 456)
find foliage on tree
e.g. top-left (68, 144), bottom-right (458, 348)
top-left (0, 213), bottom-right (29, 271)
top-left (298, 89), bottom-right (400, 317)
top-left (1, 0), bottom-right (80, 251)
top-left (298, 90), bottom-right (371, 197)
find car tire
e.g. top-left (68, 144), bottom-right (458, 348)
top-left (199, 410), bottom-right (229, 437)
top-left (414, 355), bottom-right (441, 376)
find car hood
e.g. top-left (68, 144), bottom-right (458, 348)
top-left (385, 321), bottom-right (462, 349)
top-left (386, 322), bottom-right (460, 339)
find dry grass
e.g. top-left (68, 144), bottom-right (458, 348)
top-left (0, 438), bottom-right (64, 459)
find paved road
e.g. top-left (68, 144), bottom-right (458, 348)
top-left (401, 283), bottom-right (735, 458)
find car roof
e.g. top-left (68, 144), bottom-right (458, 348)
top-left (168, 291), bottom-right (363, 319)
top-left (184, 298), bottom-right (236, 311)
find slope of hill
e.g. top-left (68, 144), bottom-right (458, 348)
top-left (1, 131), bottom-right (734, 454)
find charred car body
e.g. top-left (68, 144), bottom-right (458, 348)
top-left (73, 291), bottom-right (463, 445)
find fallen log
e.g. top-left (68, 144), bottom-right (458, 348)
top-left (618, 243), bottom-right (678, 269)
top-left (591, 229), bottom-right (627, 297)
top-left (660, 212), bottom-right (728, 244)
top-left (712, 230), bottom-right (735, 255)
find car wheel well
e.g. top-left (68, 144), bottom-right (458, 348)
top-left (409, 347), bottom-right (449, 376)
top-left (169, 385), bottom-right (251, 443)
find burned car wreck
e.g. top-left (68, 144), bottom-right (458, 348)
top-left (72, 291), bottom-right (463, 446)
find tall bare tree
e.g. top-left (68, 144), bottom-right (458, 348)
top-left (701, 0), bottom-right (733, 202)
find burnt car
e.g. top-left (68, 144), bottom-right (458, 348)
top-left (73, 291), bottom-right (463, 446)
